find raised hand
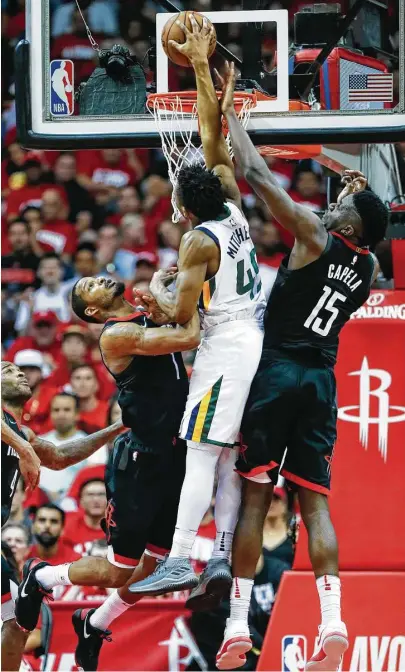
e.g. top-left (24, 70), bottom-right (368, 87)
top-left (168, 14), bottom-right (215, 65)
top-left (338, 170), bottom-right (367, 203)
top-left (214, 60), bottom-right (236, 115)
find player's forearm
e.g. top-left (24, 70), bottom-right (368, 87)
top-left (174, 312), bottom-right (201, 350)
top-left (1, 419), bottom-right (33, 458)
top-left (225, 109), bottom-right (276, 187)
top-left (194, 60), bottom-right (222, 139)
top-left (151, 280), bottom-right (178, 321)
top-left (225, 109), bottom-right (300, 228)
top-left (152, 279), bottom-right (195, 326)
top-left (33, 421), bottom-right (124, 470)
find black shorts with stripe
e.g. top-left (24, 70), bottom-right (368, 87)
top-left (102, 431), bottom-right (186, 567)
top-left (237, 349), bottom-right (337, 495)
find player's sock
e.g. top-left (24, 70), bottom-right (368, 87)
top-left (36, 563), bottom-right (73, 589)
top-left (170, 528), bottom-right (197, 558)
top-left (229, 577), bottom-right (254, 625)
top-left (212, 531), bottom-right (233, 561)
top-left (316, 575), bottom-right (341, 625)
top-left (89, 591), bottom-right (131, 630)
top-left (213, 447), bottom-right (242, 561)
top-left (169, 442), bottom-right (221, 559)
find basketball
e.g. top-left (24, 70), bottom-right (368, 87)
top-left (161, 11), bottom-right (217, 68)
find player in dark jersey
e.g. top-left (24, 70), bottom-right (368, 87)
top-left (213, 62), bottom-right (389, 671)
top-left (15, 276), bottom-right (200, 671)
top-left (1, 361), bottom-right (123, 672)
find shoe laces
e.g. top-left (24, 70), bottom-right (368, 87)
top-left (38, 587), bottom-right (54, 603)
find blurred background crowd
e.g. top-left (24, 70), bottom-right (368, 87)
top-left (1, 0), bottom-right (404, 668)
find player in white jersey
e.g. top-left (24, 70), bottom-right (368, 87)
top-left (129, 15), bottom-right (265, 613)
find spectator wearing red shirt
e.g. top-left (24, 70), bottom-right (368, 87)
top-left (107, 185), bottom-right (141, 226)
top-left (5, 153), bottom-right (66, 221)
top-left (36, 188), bottom-right (78, 258)
top-left (47, 326), bottom-right (116, 400)
top-left (28, 504), bottom-right (81, 566)
top-left (13, 349), bottom-right (59, 434)
top-left (70, 364), bottom-right (109, 434)
top-left (288, 165), bottom-right (326, 212)
top-left (76, 149), bottom-right (138, 207)
top-left (5, 310), bottom-right (62, 368)
top-left (63, 479), bottom-right (107, 556)
top-left (46, 326), bottom-right (90, 388)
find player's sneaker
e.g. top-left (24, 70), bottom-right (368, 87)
top-left (216, 618), bottom-right (252, 670)
top-left (15, 558), bottom-right (53, 632)
top-left (305, 620), bottom-right (348, 671)
top-left (128, 557), bottom-right (198, 596)
top-left (72, 608), bottom-right (112, 671)
top-left (186, 558), bottom-right (232, 611)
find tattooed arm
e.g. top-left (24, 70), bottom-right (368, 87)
top-left (1, 416), bottom-right (41, 490)
top-left (24, 421), bottom-right (123, 471)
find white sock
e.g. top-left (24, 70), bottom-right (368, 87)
top-left (90, 591), bottom-right (131, 631)
top-left (229, 577), bottom-right (253, 625)
top-left (316, 575), bottom-right (341, 625)
top-left (36, 563), bottom-right (73, 590)
top-left (170, 528), bottom-right (198, 558)
top-left (212, 532), bottom-right (233, 561)
top-left (169, 442), bottom-right (220, 559)
top-left (212, 447), bottom-right (242, 562)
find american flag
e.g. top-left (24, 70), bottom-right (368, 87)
top-left (348, 73), bottom-right (393, 102)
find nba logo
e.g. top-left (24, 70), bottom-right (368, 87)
top-left (282, 635), bottom-right (307, 672)
top-left (50, 60), bottom-right (74, 116)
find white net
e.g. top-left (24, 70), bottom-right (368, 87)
top-left (147, 92), bottom-right (256, 222)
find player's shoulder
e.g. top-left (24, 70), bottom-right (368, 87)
top-left (181, 228), bottom-right (218, 260)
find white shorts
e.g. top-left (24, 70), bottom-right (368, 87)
top-left (179, 320), bottom-right (263, 448)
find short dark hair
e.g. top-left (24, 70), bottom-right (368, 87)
top-left (40, 251), bottom-right (62, 265)
top-left (35, 503), bottom-right (65, 526)
top-left (71, 281), bottom-right (100, 324)
top-left (79, 478), bottom-right (105, 499)
top-left (177, 163), bottom-right (226, 221)
top-left (73, 242), bottom-right (96, 260)
top-left (7, 219), bottom-right (30, 233)
top-left (353, 191), bottom-right (389, 251)
top-left (51, 391), bottom-right (79, 411)
top-left (71, 363), bottom-right (97, 379)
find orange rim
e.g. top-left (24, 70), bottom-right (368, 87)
top-left (147, 91), bottom-right (257, 113)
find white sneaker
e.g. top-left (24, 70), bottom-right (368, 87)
top-left (306, 620), bottom-right (348, 671)
top-left (216, 619), bottom-right (252, 670)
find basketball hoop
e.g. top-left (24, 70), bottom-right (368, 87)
top-left (147, 91), bottom-right (256, 222)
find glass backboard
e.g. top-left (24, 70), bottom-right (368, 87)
top-left (16, 0), bottom-right (404, 149)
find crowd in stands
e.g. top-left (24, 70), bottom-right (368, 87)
top-left (1, 0), bottom-right (402, 667)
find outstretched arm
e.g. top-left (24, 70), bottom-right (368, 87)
top-left (100, 311), bottom-right (200, 358)
top-left (24, 421), bottom-right (124, 471)
top-left (170, 15), bottom-right (240, 205)
top-left (217, 62), bottom-right (327, 252)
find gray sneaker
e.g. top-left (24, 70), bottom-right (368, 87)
top-left (128, 557), bottom-right (198, 596)
top-left (185, 558), bottom-right (232, 612)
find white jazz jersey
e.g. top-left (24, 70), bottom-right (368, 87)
top-left (179, 202), bottom-right (266, 448)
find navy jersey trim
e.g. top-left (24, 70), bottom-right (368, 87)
top-left (195, 226), bottom-right (220, 250)
top-left (2, 407), bottom-right (22, 431)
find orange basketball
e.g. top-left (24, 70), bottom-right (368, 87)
top-left (161, 11), bottom-right (217, 68)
